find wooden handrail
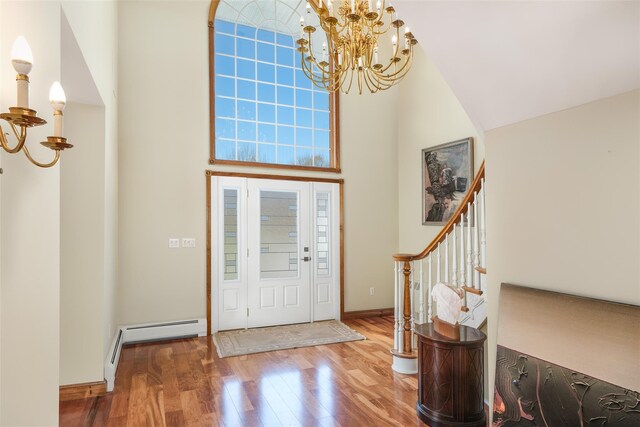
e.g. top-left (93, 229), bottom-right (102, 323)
top-left (394, 161), bottom-right (485, 262)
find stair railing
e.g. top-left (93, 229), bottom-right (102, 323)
top-left (391, 162), bottom-right (486, 374)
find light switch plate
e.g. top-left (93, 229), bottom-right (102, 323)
top-left (168, 238), bottom-right (180, 249)
top-left (182, 238), bottom-right (196, 248)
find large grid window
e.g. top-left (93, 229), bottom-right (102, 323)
top-left (212, 18), bottom-right (335, 169)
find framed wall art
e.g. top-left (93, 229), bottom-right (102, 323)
top-left (422, 137), bottom-right (474, 225)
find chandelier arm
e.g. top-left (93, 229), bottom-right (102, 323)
top-left (362, 69), bottom-right (376, 93)
top-left (345, 63), bottom-right (355, 93)
top-left (377, 48), bottom-right (413, 76)
top-left (367, 72), bottom-right (389, 92)
top-left (300, 57), bottom-right (336, 90)
top-left (300, 52), bottom-right (327, 84)
top-left (0, 122), bottom-right (28, 154)
top-left (301, 65), bottom-right (328, 88)
top-left (21, 143), bottom-right (60, 168)
top-left (378, 53), bottom-right (413, 80)
top-left (369, 62), bottom-right (402, 87)
top-left (363, 68), bottom-right (385, 93)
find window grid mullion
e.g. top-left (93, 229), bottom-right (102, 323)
top-left (214, 17), bottom-right (331, 167)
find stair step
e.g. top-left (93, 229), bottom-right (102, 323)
top-left (462, 286), bottom-right (483, 296)
top-left (475, 267), bottom-right (487, 274)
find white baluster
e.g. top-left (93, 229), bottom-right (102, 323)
top-left (419, 259), bottom-right (424, 324)
top-left (428, 253), bottom-right (433, 323)
top-left (458, 217), bottom-right (466, 310)
top-left (394, 261), bottom-right (399, 351)
top-left (459, 215), bottom-right (465, 287)
top-left (473, 195), bottom-right (480, 289)
top-left (451, 225), bottom-right (458, 286)
top-left (410, 261), bottom-right (415, 332)
top-left (445, 235), bottom-right (449, 283)
top-left (397, 262), bottom-right (404, 353)
top-left (436, 244), bottom-right (441, 283)
top-left (466, 202), bottom-right (473, 289)
top-left (480, 179), bottom-right (487, 270)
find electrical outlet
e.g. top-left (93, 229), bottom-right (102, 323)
top-left (182, 238), bottom-right (196, 248)
top-left (369, 287), bottom-right (375, 296)
top-left (168, 238), bottom-right (180, 249)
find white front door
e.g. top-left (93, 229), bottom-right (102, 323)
top-left (247, 179), bottom-right (311, 328)
top-left (213, 177), bottom-right (339, 331)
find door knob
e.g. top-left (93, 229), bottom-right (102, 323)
top-left (301, 256), bottom-right (311, 262)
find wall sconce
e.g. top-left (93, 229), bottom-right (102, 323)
top-left (0, 36), bottom-right (72, 168)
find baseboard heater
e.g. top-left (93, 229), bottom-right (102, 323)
top-left (104, 318), bottom-right (206, 391)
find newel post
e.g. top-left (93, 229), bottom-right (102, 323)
top-left (391, 254), bottom-right (418, 374)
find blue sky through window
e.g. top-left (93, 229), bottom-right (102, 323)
top-left (214, 19), bottom-right (331, 167)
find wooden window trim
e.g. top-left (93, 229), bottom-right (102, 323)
top-left (208, 0), bottom-right (341, 172)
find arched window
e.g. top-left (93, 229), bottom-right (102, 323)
top-left (209, 0), bottom-right (340, 171)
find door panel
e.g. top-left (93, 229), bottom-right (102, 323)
top-left (247, 180), bottom-right (311, 328)
top-left (217, 177), bottom-right (248, 331)
top-left (312, 183), bottom-right (340, 322)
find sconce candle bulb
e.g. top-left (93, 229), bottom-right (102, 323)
top-left (11, 36), bottom-right (33, 108)
top-left (10, 36), bottom-right (33, 75)
top-left (49, 82), bottom-right (66, 137)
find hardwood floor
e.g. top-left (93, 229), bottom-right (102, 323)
top-left (60, 317), bottom-right (426, 426)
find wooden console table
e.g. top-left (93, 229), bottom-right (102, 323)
top-left (415, 323), bottom-right (486, 427)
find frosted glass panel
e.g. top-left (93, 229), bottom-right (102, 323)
top-left (316, 192), bottom-right (330, 276)
top-left (260, 190), bottom-right (298, 278)
top-left (224, 189), bottom-right (239, 280)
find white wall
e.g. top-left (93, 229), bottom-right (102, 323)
top-left (118, 1), bottom-right (210, 324)
top-left (61, 0), bottom-right (119, 364)
top-left (0, 1), bottom-right (117, 422)
top-left (485, 90), bottom-right (640, 409)
top-left (60, 102), bottom-right (106, 385)
top-left (117, 0), bottom-right (400, 324)
top-left (0, 2), bottom-right (61, 425)
top-left (397, 47), bottom-right (483, 254)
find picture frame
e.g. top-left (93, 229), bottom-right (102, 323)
top-left (422, 137), bottom-right (474, 225)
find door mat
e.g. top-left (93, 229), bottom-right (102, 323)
top-left (213, 320), bottom-right (366, 358)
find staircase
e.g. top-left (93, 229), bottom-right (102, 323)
top-left (391, 162), bottom-right (487, 374)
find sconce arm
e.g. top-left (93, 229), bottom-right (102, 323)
top-left (0, 122), bottom-right (28, 154)
top-left (21, 144), bottom-right (61, 168)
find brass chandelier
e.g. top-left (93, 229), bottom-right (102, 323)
top-left (297, 0), bottom-right (417, 94)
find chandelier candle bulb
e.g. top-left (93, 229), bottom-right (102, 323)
top-left (368, 0), bottom-right (372, 11)
top-left (328, 0), bottom-right (333, 15)
top-left (11, 36), bottom-right (34, 109)
top-left (392, 34), bottom-right (397, 54)
top-left (376, 0), bottom-right (381, 15)
top-left (351, 0), bottom-right (355, 12)
top-left (49, 82), bottom-right (66, 137)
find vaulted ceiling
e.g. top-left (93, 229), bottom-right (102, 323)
top-left (394, 1), bottom-right (640, 133)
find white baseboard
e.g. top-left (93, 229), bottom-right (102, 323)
top-left (104, 318), bottom-right (206, 391)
